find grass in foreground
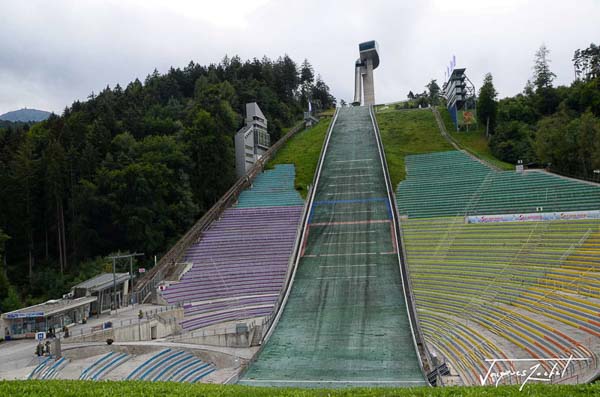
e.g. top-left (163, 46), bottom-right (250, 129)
top-left (438, 107), bottom-right (513, 171)
top-left (376, 109), bottom-right (453, 187)
top-left (268, 118), bottom-right (331, 199)
top-left (1, 380), bottom-right (599, 397)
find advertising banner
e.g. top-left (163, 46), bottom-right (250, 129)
top-left (466, 210), bottom-right (600, 224)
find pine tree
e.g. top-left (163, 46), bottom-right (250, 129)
top-left (300, 59), bottom-right (314, 85)
top-left (11, 135), bottom-right (37, 282)
top-left (533, 44), bottom-right (556, 90)
top-left (477, 73), bottom-right (498, 136)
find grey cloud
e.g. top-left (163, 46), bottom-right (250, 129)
top-left (1, 0), bottom-right (599, 114)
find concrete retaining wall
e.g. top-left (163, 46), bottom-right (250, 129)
top-left (64, 309), bottom-right (182, 343)
top-left (173, 329), bottom-right (254, 348)
top-left (173, 324), bottom-right (265, 348)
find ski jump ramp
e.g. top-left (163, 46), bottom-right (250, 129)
top-left (240, 106), bottom-right (427, 388)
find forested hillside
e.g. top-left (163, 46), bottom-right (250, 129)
top-left (482, 43), bottom-right (600, 179)
top-left (0, 55), bottom-right (335, 310)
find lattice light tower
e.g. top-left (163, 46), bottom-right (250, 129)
top-left (353, 40), bottom-right (380, 106)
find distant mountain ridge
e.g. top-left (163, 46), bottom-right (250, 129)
top-left (0, 108), bottom-right (52, 122)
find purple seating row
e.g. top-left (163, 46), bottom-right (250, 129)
top-left (162, 274), bottom-right (286, 296)
top-left (181, 306), bottom-right (274, 330)
top-left (184, 295), bottom-right (277, 317)
top-left (164, 283), bottom-right (283, 303)
top-left (161, 206), bottom-right (303, 331)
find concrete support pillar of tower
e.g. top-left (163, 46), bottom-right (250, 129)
top-left (353, 63), bottom-right (363, 105)
top-left (362, 58), bottom-right (375, 105)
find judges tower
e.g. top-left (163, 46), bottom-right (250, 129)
top-left (353, 40), bottom-right (380, 106)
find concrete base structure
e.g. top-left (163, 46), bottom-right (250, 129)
top-left (362, 58), bottom-right (375, 105)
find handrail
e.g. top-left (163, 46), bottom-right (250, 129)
top-left (542, 167), bottom-right (600, 186)
top-left (369, 105), bottom-right (434, 384)
top-left (135, 120), bottom-right (307, 302)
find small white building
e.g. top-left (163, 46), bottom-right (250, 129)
top-left (235, 102), bottom-right (270, 178)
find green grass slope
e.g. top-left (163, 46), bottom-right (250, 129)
top-left (438, 107), bottom-right (513, 171)
top-left (268, 117), bottom-right (332, 198)
top-left (376, 109), bottom-right (453, 187)
top-left (1, 380), bottom-right (598, 396)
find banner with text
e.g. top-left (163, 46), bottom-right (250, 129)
top-left (466, 210), bottom-right (600, 224)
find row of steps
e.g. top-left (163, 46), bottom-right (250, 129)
top-left (28, 349), bottom-right (215, 383)
top-left (80, 352), bottom-right (130, 380)
top-left (126, 348), bottom-right (216, 383)
top-left (28, 356), bottom-right (70, 380)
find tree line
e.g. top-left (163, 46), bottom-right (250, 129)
top-left (402, 43), bottom-right (600, 179)
top-left (0, 55), bottom-right (335, 311)
top-left (477, 43), bottom-right (600, 177)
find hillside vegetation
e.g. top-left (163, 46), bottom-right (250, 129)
top-left (376, 109), bottom-right (453, 187)
top-left (486, 44), bottom-right (600, 179)
top-left (438, 107), bottom-right (513, 170)
top-left (396, 43), bottom-right (600, 181)
top-left (0, 380), bottom-right (598, 397)
top-left (0, 55), bottom-right (335, 310)
top-left (268, 118), bottom-right (331, 198)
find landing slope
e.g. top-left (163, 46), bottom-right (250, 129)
top-left (240, 106), bottom-right (426, 388)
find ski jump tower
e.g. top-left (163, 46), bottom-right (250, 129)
top-left (353, 40), bottom-right (380, 106)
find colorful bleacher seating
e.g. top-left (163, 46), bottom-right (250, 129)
top-left (161, 165), bottom-right (304, 331)
top-left (396, 150), bottom-right (600, 385)
top-left (397, 151), bottom-right (600, 218)
top-left (235, 164), bottom-right (303, 208)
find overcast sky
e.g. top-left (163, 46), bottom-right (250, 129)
top-left (1, 0), bottom-right (599, 115)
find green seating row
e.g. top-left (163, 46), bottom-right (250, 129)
top-left (235, 164), bottom-right (304, 208)
top-left (396, 151), bottom-right (600, 218)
